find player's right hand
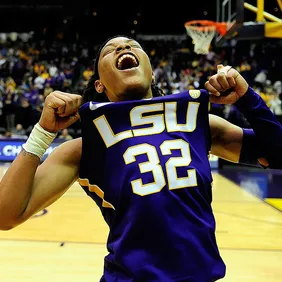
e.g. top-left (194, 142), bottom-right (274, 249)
top-left (39, 91), bottom-right (83, 133)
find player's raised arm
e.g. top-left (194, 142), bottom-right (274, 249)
top-left (0, 91), bottom-right (82, 230)
top-left (207, 65), bottom-right (282, 169)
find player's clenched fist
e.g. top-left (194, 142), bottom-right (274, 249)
top-left (205, 64), bottom-right (249, 105)
top-left (39, 91), bottom-right (83, 133)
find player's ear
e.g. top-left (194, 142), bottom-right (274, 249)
top-left (94, 80), bottom-right (105, 94)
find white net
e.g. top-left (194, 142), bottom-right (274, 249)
top-left (185, 24), bottom-right (216, 55)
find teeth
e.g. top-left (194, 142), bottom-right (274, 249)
top-left (117, 54), bottom-right (138, 69)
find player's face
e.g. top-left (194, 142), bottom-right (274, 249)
top-left (95, 37), bottom-right (154, 102)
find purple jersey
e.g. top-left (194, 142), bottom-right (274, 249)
top-left (78, 90), bottom-right (226, 282)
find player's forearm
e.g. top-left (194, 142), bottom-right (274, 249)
top-left (0, 150), bottom-right (40, 230)
top-left (235, 87), bottom-right (282, 169)
top-left (0, 123), bottom-right (58, 230)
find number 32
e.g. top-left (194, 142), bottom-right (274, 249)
top-left (123, 139), bottom-right (197, 196)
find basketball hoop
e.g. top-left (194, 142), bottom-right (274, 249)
top-left (184, 20), bottom-right (227, 55)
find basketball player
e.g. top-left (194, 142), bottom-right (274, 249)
top-left (0, 36), bottom-right (281, 281)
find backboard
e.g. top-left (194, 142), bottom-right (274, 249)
top-left (215, 0), bottom-right (245, 44)
top-left (215, 0), bottom-right (282, 45)
top-left (215, 0), bottom-right (282, 46)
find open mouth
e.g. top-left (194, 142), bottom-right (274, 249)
top-left (116, 53), bottom-right (139, 70)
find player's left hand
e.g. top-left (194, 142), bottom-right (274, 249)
top-left (205, 64), bottom-right (249, 104)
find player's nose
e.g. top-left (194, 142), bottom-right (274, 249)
top-left (116, 43), bottom-right (131, 53)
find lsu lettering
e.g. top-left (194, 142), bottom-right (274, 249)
top-left (93, 101), bottom-right (200, 148)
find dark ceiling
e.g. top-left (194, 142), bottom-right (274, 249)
top-left (0, 1), bottom-right (280, 44)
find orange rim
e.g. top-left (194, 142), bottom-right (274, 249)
top-left (184, 20), bottom-right (227, 36)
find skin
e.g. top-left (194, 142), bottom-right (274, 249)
top-left (0, 37), bottom-right (267, 230)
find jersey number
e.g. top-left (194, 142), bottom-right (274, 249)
top-left (123, 139), bottom-right (197, 196)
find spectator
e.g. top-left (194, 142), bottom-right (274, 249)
top-left (58, 128), bottom-right (73, 141)
top-left (11, 123), bottom-right (27, 138)
top-left (2, 93), bottom-right (17, 131)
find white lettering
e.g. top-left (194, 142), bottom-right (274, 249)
top-left (131, 103), bottom-right (165, 136)
top-left (3, 145), bottom-right (22, 156)
top-left (95, 102), bottom-right (200, 148)
top-left (94, 115), bottom-right (133, 148)
top-left (165, 102), bottom-right (199, 132)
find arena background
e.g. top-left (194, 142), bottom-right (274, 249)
top-left (0, 1), bottom-right (281, 281)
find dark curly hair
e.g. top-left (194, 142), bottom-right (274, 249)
top-left (82, 35), bottom-right (164, 103)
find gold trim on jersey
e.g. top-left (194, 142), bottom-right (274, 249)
top-left (78, 178), bottom-right (115, 210)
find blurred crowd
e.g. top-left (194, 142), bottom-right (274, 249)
top-left (0, 34), bottom-right (281, 140)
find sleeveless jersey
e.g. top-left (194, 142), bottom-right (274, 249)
top-left (78, 90), bottom-right (226, 282)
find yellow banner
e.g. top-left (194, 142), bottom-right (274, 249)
top-left (265, 22), bottom-right (282, 38)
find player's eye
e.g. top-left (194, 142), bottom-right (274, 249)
top-left (131, 44), bottom-right (142, 49)
top-left (103, 48), bottom-right (115, 55)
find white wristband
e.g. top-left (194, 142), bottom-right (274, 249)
top-left (22, 123), bottom-right (57, 160)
